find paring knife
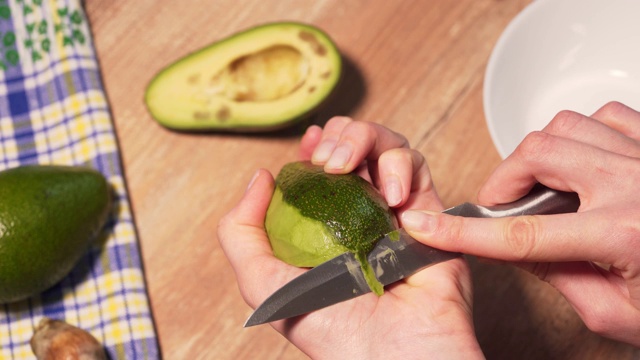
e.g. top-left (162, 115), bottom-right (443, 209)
top-left (245, 184), bottom-right (580, 327)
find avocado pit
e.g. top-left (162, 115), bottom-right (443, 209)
top-left (208, 45), bottom-right (309, 102)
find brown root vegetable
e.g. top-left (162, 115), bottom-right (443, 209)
top-left (30, 317), bottom-right (107, 360)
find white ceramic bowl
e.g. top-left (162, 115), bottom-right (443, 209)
top-left (483, 0), bottom-right (640, 158)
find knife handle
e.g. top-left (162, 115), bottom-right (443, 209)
top-left (473, 184), bottom-right (581, 218)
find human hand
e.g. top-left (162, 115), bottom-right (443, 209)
top-left (401, 102), bottom-right (640, 346)
top-left (218, 117), bottom-right (483, 359)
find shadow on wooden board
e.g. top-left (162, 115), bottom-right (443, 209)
top-left (470, 257), bottom-right (639, 359)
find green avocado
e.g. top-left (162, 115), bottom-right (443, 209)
top-left (265, 161), bottom-right (396, 295)
top-left (0, 165), bottom-right (111, 304)
top-left (145, 22), bottom-right (342, 132)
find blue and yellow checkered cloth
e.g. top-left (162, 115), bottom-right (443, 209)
top-left (0, 0), bottom-right (159, 358)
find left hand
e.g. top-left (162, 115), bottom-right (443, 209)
top-left (218, 117), bottom-right (483, 359)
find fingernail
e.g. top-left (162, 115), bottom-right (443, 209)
top-left (245, 170), bottom-right (260, 192)
top-left (325, 143), bottom-right (353, 170)
top-left (312, 139), bottom-right (337, 163)
top-left (385, 174), bottom-right (402, 207)
top-left (401, 210), bottom-right (437, 234)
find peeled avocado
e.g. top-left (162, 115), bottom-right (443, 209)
top-left (265, 161), bottom-right (396, 295)
top-left (0, 165), bottom-right (111, 304)
top-left (145, 22), bottom-right (342, 132)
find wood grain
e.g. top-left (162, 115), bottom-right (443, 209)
top-left (84, 0), bottom-right (639, 358)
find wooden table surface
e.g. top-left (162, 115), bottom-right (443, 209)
top-left (85, 1), bottom-right (639, 359)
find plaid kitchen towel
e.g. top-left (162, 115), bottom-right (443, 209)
top-left (0, 0), bottom-right (159, 359)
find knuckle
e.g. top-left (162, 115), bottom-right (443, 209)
top-left (344, 120), bottom-right (377, 141)
top-left (389, 128), bottom-right (410, 148)
top-left (546, 110), bottom-right (584, 135)
top-left (216, 211), bottom-right (242, 246)
top-left (421, 212), bottom-right (462, 246)
top-left (367, 121), bottom-right (410, 149)
top-left (442, 214), bottom-right (466, 245)
top-left (623, 220), bottom-right (640, 241)
top-left (409, 149), bottom-right (430, 176)
top-left (629, 159), bottom-right (640, 178)
top-left (412, 155), bottom-right (436, 193)
top-left (377, 147), bottom-right (403, 165)
top-left (598, 100), bottom-right (627, 117)
top-left (325, 116), bottom-right (353, 131)
top-left (581, 307), bottom-right (615, 336)
top-left (217, 213), bottom-right (230, 231)
top-left (328, 115), bottom-right (353, 125)
top-left (216, 226), bottom-right (228, 249)
top-left (514, 131), bottom-right (555, 162)
top-left (344, 119), bottom-right (371, 132)
top-left (617, 218), bottom-right (640, 252)
top-left (216, 215), bottom-right (232, 239)
top-left (585, 311), bottom-right (640, 342)
top-left (379, 147), bottom-right (415, 164)
top-left (503, 216), bottom-right (540, 261)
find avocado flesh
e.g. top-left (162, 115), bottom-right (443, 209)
top-left (266, 187), bottom-right (350, 265)
top-left (265, 161), bottom-right (396, 295)
top-left (0, 165), bottom-right (111, 304)
top-left (145, 22), bottom-right (342, 132)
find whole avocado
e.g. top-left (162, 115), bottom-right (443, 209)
top-left (265, 161), bottom-right (396, 294)
top-left (0, 165), bottom-right (111, 304)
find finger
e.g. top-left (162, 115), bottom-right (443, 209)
top-left (520, 261), bottom-right (630, 308)
top-left (217, 169), bottom-right (305, 308)
top-left (376, 148), bottom-right (442, 210)
top-left (542, 109), bottom-right (640, 158)
top-left (314, 120), bottom-right (409, 174)
top-left (522, 261), bottom-right (640, 344)
top-left (299, 125), bottom-right (323, 160)
top-left (400, 209), bottom-right (624, 266)
top-left (309, 116), bottom-right (353, 164)
top-left (590, 101), bottom-right (640, 141)
top-left (299, 120), bottom-right (375, 182)
top-left (400, 257), bottom-right (473, 313)
top-left (477, 131), bottom-right (638, 205)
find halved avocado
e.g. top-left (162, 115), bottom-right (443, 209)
top-left (144, 22), bottom-right (342, 132)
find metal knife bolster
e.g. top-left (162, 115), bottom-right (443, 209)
top-left (367, 229), bottom-right (460, 286)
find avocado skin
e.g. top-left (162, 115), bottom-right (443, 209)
top-left (0, 165), bottom-right (111, 304)
top-left (272, 161), bottom-right (394, 258)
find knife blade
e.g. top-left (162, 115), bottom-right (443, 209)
top-left (244, 184), bottom-right (580, 327)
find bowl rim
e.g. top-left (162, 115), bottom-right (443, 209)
top-left (483, 0), bottom-right (640, 159)
top-left (482, 0), bottom-right (549, 159)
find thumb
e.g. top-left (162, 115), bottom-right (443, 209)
top-left (218, 168), bottom-right (275, 268)
top-left (218, 169), bottom-right (305, 309)
top-left (225, 168), bottom-right (275, 228)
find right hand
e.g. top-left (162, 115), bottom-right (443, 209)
top-left (400, 101), bottom-right (640, 346)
